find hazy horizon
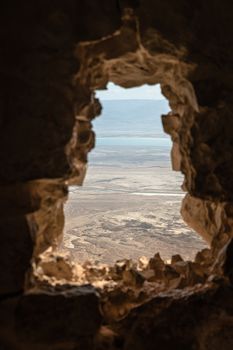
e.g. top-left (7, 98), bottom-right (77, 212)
top-left (92, 98), bottom-right (170, 140)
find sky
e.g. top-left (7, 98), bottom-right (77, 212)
top-left (96, 82), bottom-right (165, 100)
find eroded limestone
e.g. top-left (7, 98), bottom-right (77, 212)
top-left (1, 1), bottom-right (233, 349)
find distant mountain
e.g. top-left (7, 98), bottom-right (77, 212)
top-left (93, 99), bottom-right (170, 138)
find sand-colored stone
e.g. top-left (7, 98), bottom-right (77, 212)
top-left (1, 1), bottom-right (233, 349)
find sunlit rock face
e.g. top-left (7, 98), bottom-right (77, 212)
top-left (1, 0), bottom-right (233, 349)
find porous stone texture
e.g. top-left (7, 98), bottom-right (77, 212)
top-left (181, 194), bottom-right (233, 254)
top-left (113, 283), bottom-right (233, 350)
top-left (1, 0), bottom-right (233, 349)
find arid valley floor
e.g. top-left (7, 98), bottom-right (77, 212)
top-left (63, 165), bottom-right (206, 264)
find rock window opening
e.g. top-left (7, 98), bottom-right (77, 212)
top-left (62, 83), bottom-right (207, 265)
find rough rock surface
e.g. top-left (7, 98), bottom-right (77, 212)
top-left (0, 285), bottom-right (101, 350)
top-left (1, 0), bottom-right (233, 349)
top-left (114, 283), bottom-right (233, 350)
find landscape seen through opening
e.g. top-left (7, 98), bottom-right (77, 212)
top-left (63, 83), bottom-right (206, 264)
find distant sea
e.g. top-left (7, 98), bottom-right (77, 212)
top-left (96, 137), bottom-right (171, 147)
top-left (89, 99), bottom-right (172, 167)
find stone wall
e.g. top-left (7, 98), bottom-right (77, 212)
top-left (0, 1), bottom-right (233, 349)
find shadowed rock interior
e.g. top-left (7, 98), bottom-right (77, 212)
top-left (0, 1), bottom-right (233, 349)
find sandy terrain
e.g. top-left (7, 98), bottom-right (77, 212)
top-left (63, 166), bottom-right (207, 264)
